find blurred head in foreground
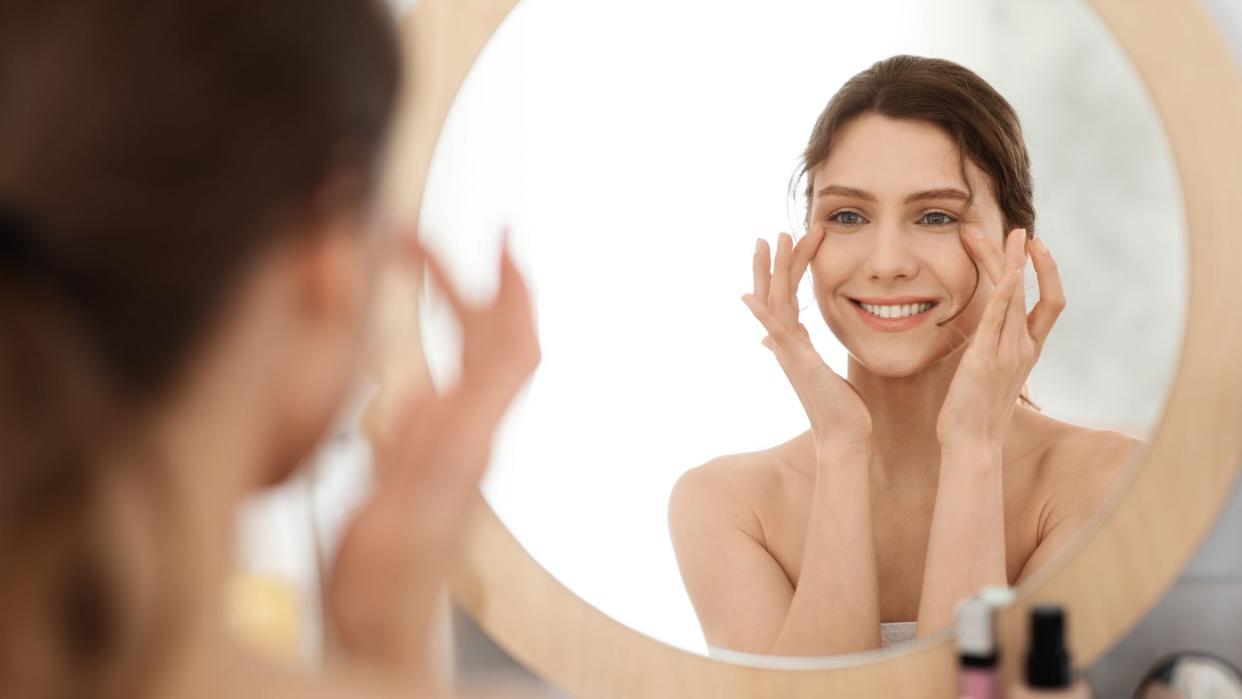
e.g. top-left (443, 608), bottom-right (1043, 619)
top-left (0, 0), bottom-right (401, 695)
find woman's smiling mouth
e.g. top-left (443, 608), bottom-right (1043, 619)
top-left (848, 297), bottom-right (939, 332)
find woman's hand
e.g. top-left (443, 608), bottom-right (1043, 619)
top-left (741, 229), bottom-right (872, 451)
top-left (326, 230), bottom-right (540, 679)
top-left (935, 226), bottom-right (1064, 453)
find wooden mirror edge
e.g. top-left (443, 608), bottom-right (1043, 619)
top-left (378, 0), bottom-right (1242, 695)
top-left (996, 0), bottom-right (1242, 685)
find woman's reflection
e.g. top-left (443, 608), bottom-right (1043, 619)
top-left (669, 55), bottom-right (1140, 658)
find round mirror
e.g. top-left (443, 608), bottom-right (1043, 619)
top-left (417, 0), bottom-right (1185, 661)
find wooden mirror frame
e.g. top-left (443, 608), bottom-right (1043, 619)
top-left (376, 0), bottom-right (1242, 695)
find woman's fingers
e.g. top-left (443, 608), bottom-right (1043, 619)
top-left (741, 292), bottom-right (782, 340)
top-left (1005, 228), bottom-right (1027, 272)
top-left (752, 239), bottom-right (771, 302)
top-left (753, 230), bottom-right (821, 319)
top-left (423, 239), bottom-right (532, 402)
top-left (787, 227), bottom-right (825, 303)
top-left (999, 229), bottom-right (1029, 354)
top-left (770, 232), bottom-right (793, 307)
top-left (411, 238), bottom-right (538, 465)
top-left (742, 293), bottom-right (821, 378)
top-left (742, 291), bottom-right (819, 353)
top-left (961, 222), bottom-right (1007, 284)
top-left (379, 388), bottom-right (442, 487)
top-left (1025, 235), bottom-right (1065, 346)
top-left (742, 292), bottom-right (802, 353)
top-left (421, 242), bottom-right (470, 321)
top-left (495, 233), bottom-right (535, 333)
top-left (422, 227), bottom-right (534, 338)
top-left (459, 233), bottom-right (541, 415)
top-left (996, 228), bottom-right (1027, 354)
top-left (744, 232), bottom-right (825, 368)
top-left (405, 229), bottom-right (538, 434)
top-left (496, 228), bottom-right (524, 302)
top-left (974, 269), bottom-right (1020, 355)
top-left (494, 235), bottom-right (541, 371)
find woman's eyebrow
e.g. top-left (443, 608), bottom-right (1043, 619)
top-left (816, 184), bottom-right (877, 201)
top-left (904, 188), bottom-right (969, 204)
top-left (815, 184), bottom-right (969, 204)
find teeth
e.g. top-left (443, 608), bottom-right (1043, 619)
top-left (860, 301), bottom-right (933, 319)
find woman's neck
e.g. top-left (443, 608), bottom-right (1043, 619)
top-left (844, 347), bottom-right (1041, 487)
top-left (129, 352), bottom-right (289, 695)
top-left (845, 345), bottom-right (967, 485)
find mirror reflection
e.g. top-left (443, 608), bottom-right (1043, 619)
top-left (418, 0), bottom-right (1186, 661)
top-left (1136, 653), bottom-right (1242, 699)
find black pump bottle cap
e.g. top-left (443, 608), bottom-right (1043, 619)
top-left (1027, 604), bottom-right (1073, 688)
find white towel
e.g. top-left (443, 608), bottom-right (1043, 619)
top-left (704, 621), bottom-right (920, 668)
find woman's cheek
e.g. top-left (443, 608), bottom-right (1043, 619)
top-left (809, 271), bottom-right (851, 340)
top-left (815, 290), bottom-right (849, 344)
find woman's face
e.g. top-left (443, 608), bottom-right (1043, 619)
top-left (807, 113), bottom-right (1006, 377)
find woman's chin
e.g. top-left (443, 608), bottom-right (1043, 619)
top-left (848, 348), bottom-right (937, 378)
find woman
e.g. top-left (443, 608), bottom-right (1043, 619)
top-left (0, 1), bottom-right (538, 697)
top-left (668, 55), bottom-right (1139, 657)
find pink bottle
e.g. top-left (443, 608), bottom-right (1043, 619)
top-left (957, 595), bottom-right (1002, 699)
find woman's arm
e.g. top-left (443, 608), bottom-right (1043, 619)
top-left (917, 430), bottom-right (1136, 637)
top-left (915, 443), bottom-right (1007, 637)
top-left (770, 441), bottom-right (881, 654)
top-left (327, 233), bottom-right (539, 695)
top-left (681, 229), bottom-right (882, 654)
top-left (921, 225), bottom-right (1064, 636)
top-left (669, 441), bottom-right (881, 655)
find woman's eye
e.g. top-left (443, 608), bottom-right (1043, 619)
top-left (828, 210), bottom-right (865, 226)
top-left (920, 211), bottom-right (956, 226)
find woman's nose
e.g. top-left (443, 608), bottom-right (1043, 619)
top-left (861, 225), bottom-right (920, 283)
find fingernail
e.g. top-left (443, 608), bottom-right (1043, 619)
top-left (755, 238), bottom-right (762, 253)
top-left (1033, 235), bottom-right (1048, 253)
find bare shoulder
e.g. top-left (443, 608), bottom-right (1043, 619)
top-left (1042, 417), bottom-right (1143, 473)
top-left (668, 438), bottom-right (801, 542)
top-left (668, 452), bottom-right (769, 532)
top-left (1032, 413), bottom-right (1146, 512)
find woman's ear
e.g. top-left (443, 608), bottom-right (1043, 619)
top-left (290, 215), bottom-right (372, 323)
top-left (289, 171), bottom-right (377, 320)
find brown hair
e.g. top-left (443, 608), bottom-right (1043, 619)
top-left (0, 0), bottom-right (401, 695)
top-left (795, 54), bottom-right (1039, 409)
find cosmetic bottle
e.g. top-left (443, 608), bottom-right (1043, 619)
top-left (957, 594), bottom-right (1001, 699)
top-left (1009, 604), bottom-right (1092, 698)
